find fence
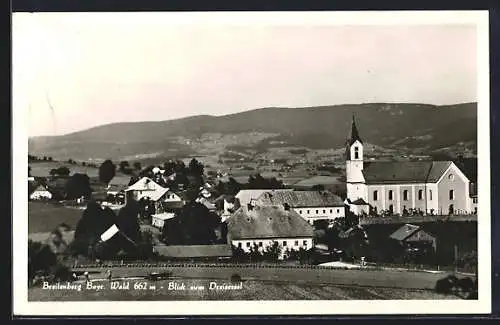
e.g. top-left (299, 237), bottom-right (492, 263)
top-left (359, 214), bottom-right (477, 225)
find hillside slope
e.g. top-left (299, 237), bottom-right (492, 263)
top-left (28, 102), bottom-right (477, 161)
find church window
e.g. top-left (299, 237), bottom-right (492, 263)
top-left (403, 190), bottom-right (409, 201)
top-left (418, 190), bottom-right (423, 200)
top-left (449, 190), bottom-right (454, 200)
top-left (373, 190), bottom-right (378, 201)
top-left (388, 190), bottom-right (393, 200)
top-left (354, 147), bottom-right (359, 159)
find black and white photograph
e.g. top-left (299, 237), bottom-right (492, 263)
top-left (12, 10), bottom-right (491, 315)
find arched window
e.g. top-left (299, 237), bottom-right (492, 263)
top-left (354, 147), bottom-right (359, 159)
top-left (449, 190), bottom-right (454, 200)
top-left (418, 190), bottom-right (423, 200)
top-left (403, 190), bottom-right (409, 201)
top-left (388, 190), bottom-right (393, 200)
top-left (373, 190), bottom-right (378, 201)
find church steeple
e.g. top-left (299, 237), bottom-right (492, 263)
top-left (349, 114), bottom-right (362, 145)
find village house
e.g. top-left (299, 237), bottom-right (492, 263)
top-left (29, 184), bottom-right (53, 201)
top-left (389, 223), bottom-right (437, 253)
top-left (125, 177), bottom-right (165, 202)
top-left (345, 116), bottom-right (476, 216)
top-left (151, 212), bottom-right (176, 229)
top-left (256, 190), bottom-right (345, 225)
top-left (226, 204), bottom-right (315, 259)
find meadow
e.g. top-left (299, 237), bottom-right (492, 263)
top-left (28, 201), bottom-right (83, 233)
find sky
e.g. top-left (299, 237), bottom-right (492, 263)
top-left (12, 12), bottom-right (478, 137)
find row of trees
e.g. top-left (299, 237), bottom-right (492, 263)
top-left (231, 242), bottom-right (316, 264)
top-left (214, 174), bottom-right (285, 196)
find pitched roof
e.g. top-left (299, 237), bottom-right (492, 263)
top-left (227, 205), bottom-right (314, 240)
top-left (142, 187), bottom-right (168, 202)
top-left (351, 198), bottom-right (368, 205)
top-left (235, 189), bottom-right (292, 206)
top-left (349, 115), bottom-right (363, 145)
top-left (389, 223), bottom-right (421, 241)
top-left (153, 244), bottom-right (233, 258)
top-left (30, 184), bottom-right (51, 195)
top-left (257, 190), bottom-right (344, 207)
top-left (126, 177), bottom-right (164, 191)
top-left (152, 212), bottom-right (176, 221)
top-left (362, 161), bottom-right (453, 184)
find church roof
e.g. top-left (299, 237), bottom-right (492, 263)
top-left (348, 115), bottom-right (363, 146)
top-left (363, 161), bottom-right (453, 184)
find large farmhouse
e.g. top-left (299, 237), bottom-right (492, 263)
top-left (256, 190), bottom-right (345, 224)
top-left (226, 204), bottom-right (315, 259)
top-left (345, 117), bottom-right (476, 216)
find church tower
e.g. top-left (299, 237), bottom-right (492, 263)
top-left (345, 115), bottom-right (366, 201)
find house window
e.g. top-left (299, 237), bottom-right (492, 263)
top-left (388, 190), bottom-right (393, 200)
top-left (429, 190), bottom-right (433, 200)
top-left (449, 190), bottom-right (454, 200)
top-left (246, 242), bottom-right (251, 248)
top-left (337, 209), bottom-right (340, 213)
top-left (283, 241), bottom-right (287, 247)
top-left (373, 190), bottom-right (378, 201)
top-left (354, 147), bottom-right (359, 159)
top-left (330, 209), bottom-right (333, 213)
top-left (238, 243), bottom-right (242, 248)
top-left (299, 210), bottom-right (302, 214)
top-left (316, 210), bottom-right (319, 214)
top-left (303, 240), bottom-right (307, 246)
top-left (295, 240), bottom-right (299, 246)
top-left (418, 190), bottom-right (423, 200)
top-left (259, 242), bottom-right (263, 247)
top-left (389, 204), bottom-right (394, 213)
top-left (307, 210), bottom-right (310, 214)
top-left (403, 190), bottom-right (409, 201)
top-left (323, 209), bottom-right (326, 214)
top-left (473, 197), bottom-right (478, 204)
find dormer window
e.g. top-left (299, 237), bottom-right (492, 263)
top-left (354, 147), bottom-right (359, 159)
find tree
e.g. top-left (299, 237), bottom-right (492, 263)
top-left (72, 201), bottom-right (116, 256)
top-left (119, 161), bottom-right (130, 173)
top-left (262, 241), bottom-right (282, 261)
top-left (99, 160), bottom-right (116, 184)
top-left (49, 166), bottom-right (70, 177)
top-left (65, 173), bottom-right (92, 200)
top-left (312, 184), bottom-right (325, 191)
top-left (188, 158), bottom-right (204, 177)
top-left (133, 162), bottom-right (142, 170)
top-left (161, 202), bottom-right (219, 245)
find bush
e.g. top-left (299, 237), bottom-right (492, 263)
top-left (434, 275), bottom-right (459, 294)
top-left (230, 273), bottom-right (242, 282)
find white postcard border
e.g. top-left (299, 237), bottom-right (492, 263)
top-left (12, 10), bottom-right (491, 316)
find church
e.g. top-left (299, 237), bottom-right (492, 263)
top-left (344, 116), bottom-right (476, 217)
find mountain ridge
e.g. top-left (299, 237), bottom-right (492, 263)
top-left (28, 102), bottom-right (477, 161)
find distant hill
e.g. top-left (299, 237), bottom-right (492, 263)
top-left (28, 102), bottom-right (477, 161)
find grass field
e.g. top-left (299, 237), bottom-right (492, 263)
top-left (28, 277), bottom-right (457, 301)
top-left (70, 264), bottom-right (451, 290)
top-left (28, 202), bottom-right (83, 233)
top-left (29, 161), bottom-right (131, 185)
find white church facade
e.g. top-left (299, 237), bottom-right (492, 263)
top-left (345, 117), bottom-right (476, 216)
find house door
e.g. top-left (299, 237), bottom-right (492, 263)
top-left (448, 204), bottom-right (454, 215)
